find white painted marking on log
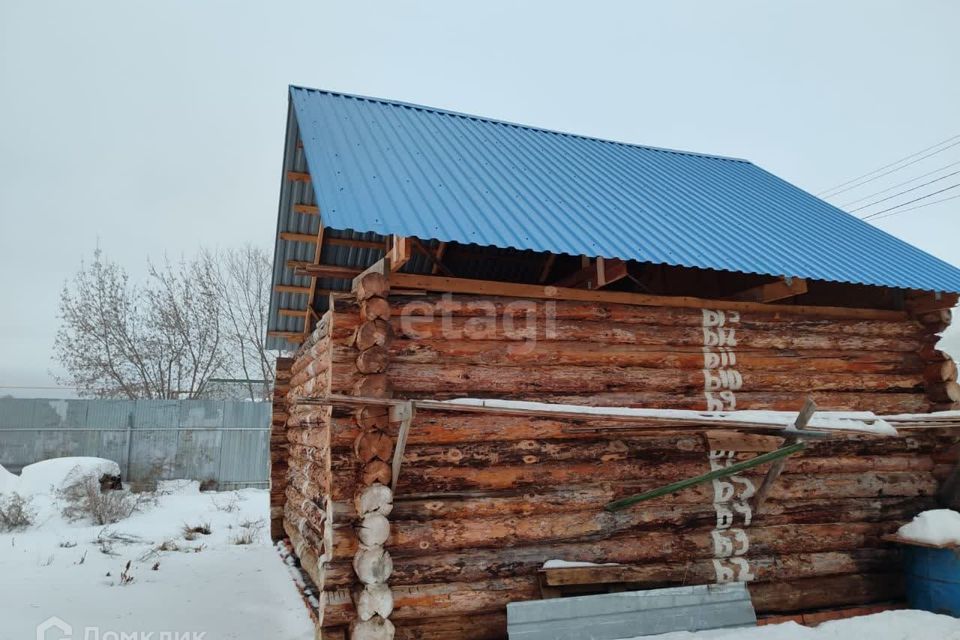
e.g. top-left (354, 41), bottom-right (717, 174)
top-left (702, 309), bottom-right (752, 583)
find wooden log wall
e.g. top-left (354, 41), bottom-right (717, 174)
top-left (277, 292), bottom-right (958, 639)
top-left (270, 356), bottom-right (293, 541)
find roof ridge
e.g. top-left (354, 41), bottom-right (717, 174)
top-left (288, 84), bottom-right (752, 164)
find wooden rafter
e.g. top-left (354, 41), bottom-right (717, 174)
top-left (538, 254), bottom-right (557, 283)
top-left (292, 204), bottom-right (319, 215)
top-left (387, 272), bottom-right (907, 320)
top-left (289, 262), bottom-right (364, 279)
top-left (278, 232), bottom-right (386, 250)
top-left (302, 224), bottom-right (327, 340)
top-left (411, 238), bottom-right (454, 277)
top-left (267, 330), bottom-right (305, 343)
top-left (274, 284), bottom-right (311, 295)
top-left (553, 257), bottom-right (628, 290)
top-left (726, 277), bottom-right (808, 303)
top-left (387, 236), bottom-right (413, 272)
top-left (286, 171), bottom-right (311, 182)
top-left (431, 242), bottom-right (447, 275)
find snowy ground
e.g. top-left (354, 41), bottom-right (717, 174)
top-left (5, 459), bottom-right (960, 640)
top-left (0, 459), bottom-right (313, 640)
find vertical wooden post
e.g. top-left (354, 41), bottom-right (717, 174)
top-left (270, 356), bottom-right (294, 541)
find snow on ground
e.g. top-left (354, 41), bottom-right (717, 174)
top-left (638, 610), bottom-right (960, 639)
top-left (0, 458), bottom-right (313, 640)
top-left (897, 509), bottom-right (960, 546)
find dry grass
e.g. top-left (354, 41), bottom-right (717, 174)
top-left (0, 493), bottom-right (35, 531)
top-left (59, 473), bottom-right (152, 525)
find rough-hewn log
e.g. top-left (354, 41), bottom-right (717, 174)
top-left (326, 522), bottom-right (894, 586)
top-left (386, 295), bottom-right (917, 333)
top-left (329, 362), bottom-right (924, 395)
top-left (925, 359), bottom-right (958, 383)
top-left (361, 297), bottom-right (392, 322)
top-left (356, 320), bottom-right (394, 352)
top-left (749, 573), bottom-right (904, 613)
top-left (365, 340), bottom-right (923, 373)
top-left (392, 613), bottom-right (505, 640)
top-left (355, 274), bottom-right (390, 301)
top-left (927, 381), bottom-right (960, 403)
top-left (356, 345), bottom-right (391, 374)
top-left (390, 317), bottom-right (921, 352)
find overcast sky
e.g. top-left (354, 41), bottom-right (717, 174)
top-left (1, 1), bottom-right (959, 398)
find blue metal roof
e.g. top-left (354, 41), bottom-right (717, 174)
top-left (289, 85), bottom-right (960, 293)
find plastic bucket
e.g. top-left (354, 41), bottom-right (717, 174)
top-left (904, 545), bottom-right (960, 617)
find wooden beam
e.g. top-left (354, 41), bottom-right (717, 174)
top-left (303, 224), bottom-right (327, 340)
top-left (387, 272), bottom-right (908, 320)
top-left (906, 292), bottom-right (960, 315)
top-left (286, 171), bottom-right (311, 182)
top-left (288, 262), bottom-right (364, 279)
top-left (411, 238), bottom-right (454, 277)
top-left (292, 204), bottom-right (319, 215)
top-left (553, 257), bottom-right (628, 290)
top-left (389, 401), bottom-right (416, 492)
top-left (274, 285), bottom-right (311, 295)
top-left (753, 398), bottom-right (817, 515)
top-left (268, 330), bottom-right (305, 343)
top-left (387, 236), bottom-right (413, 272)
top-left (278, 308), bottom-right (308, 317)
top-left (726, 277), bottom-right (808, 303)
top-left (538, 254), bottom-right (557, 283)
top-left (431, 242), bottom-right (448, 275)
top-left (278, 232), bottom-right (386, 250)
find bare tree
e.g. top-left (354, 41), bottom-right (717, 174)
top-left (54, 250), bottom-right (227, 399)
top-left (203, 245), bottom-right (276, 401)
top-left (54, 246), bottom-right (275, 401)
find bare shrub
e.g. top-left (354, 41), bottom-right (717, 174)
top-left (230, 518), bottom-right (265, 545)
top-left (60, 473), bottom-right (151, 525)
top-left (0, 492), bottom-right (35, 531)
top-left (182, 522), bottom-right (211, 540)
top-left (211, 492), bottom-right (241, 513)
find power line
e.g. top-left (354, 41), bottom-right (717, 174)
top-left (848, 169), bottom-right (960, 213)
top-left (818, 134), bottom-right (960, 198)
top-left (868, 193), bottom-right (960, 223)
top-left (838, 159), bottom-right (960, 208)
top-left (860, 183), bottom-right (960, 220)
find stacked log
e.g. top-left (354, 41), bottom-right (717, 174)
top-left (270, 356), bottom-right (293, 541)
top-left (349, 272), bottom-right (397, 640)
top-left (321, 295), bottom-right (931, 413)
top-left (275, 292), bottom-right (958, 639)
top-left (915, 309), bottom-right (959, 410)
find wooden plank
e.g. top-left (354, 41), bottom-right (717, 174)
top-left (753, 398), bottom-right (817, 514)
top-left (287, 170), bottom-right (311, 182)
top-left (288, 262), bottom-right (364, 279)
top-left (303, 224), bottom-right (327, 340)
top-left (388, 237), bottom-right (413, 272)
top-left (275, 285), bottom-right (311, 295)
top-left (726, 278), bottom-right (808, 303)
top-left (411, 238), bottom-right (454, 277)
top-left (293, 204), bottom-right (320, 215)
top-left (278, 308), bottom-right (307, 317)
top-left (279, 233), bottom-right (385, 250)
top-left (390, 401), bottom-right (416, 491)
top-left (431, 242), bottom-right (448, 275)
top-left (388, 273), bottom-right (907, 321)
top-left (268, 330), bottom-right (306, 343)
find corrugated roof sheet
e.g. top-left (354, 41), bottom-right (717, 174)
top-left (289, 85), bottom-right (960, 293)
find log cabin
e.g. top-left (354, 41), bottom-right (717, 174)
top-left (266, 86), bottom-right (960, 639)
